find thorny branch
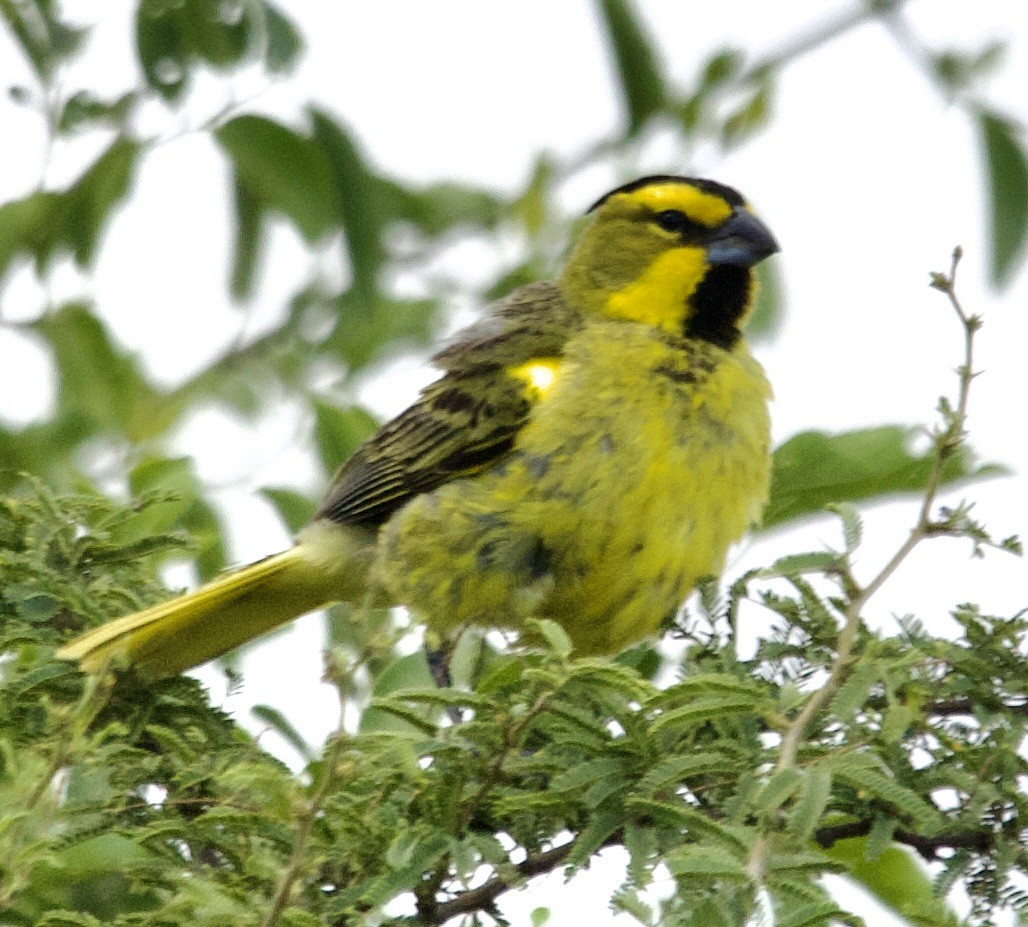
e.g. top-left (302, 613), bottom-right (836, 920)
top-left (259, 627), bottom-right (387, 927)
top-left (260, 714), bottom-right (348, 927)
top-left (748, 247), bottom-right (981, 885)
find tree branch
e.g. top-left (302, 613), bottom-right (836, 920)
top-left (814, 818), bottom-right (993, 860)
top-left (427, 836), bottom-right (612, 924)
top-left (416, 808), bottom-right (997, 925)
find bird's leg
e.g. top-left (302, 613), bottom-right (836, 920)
top-left (424, 631), bottom-right (464, 724)
top-left (425, 639), bottom-right (455, 690)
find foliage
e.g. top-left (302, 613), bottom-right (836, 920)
top-left (2, 289), bottom-right (1027, 922)
top-left (1, 2), bottom-right (1027, 925)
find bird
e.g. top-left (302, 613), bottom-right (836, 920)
top-left (58, 175), bottom-right (779, 680)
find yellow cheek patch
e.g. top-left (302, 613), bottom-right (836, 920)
top-left (621, 183), bottom-right (733, 228)
top-left (604, 247), bottom-right (707, 332)
top-left (509, 359), bottom-right (561, 398)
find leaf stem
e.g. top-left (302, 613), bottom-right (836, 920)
top-left (260, 715), bottom-right (347, 927)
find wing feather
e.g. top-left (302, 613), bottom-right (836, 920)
top-left (315, 282), bottom-right (581, 528)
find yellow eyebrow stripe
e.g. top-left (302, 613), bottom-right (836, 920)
top-left (619, 183), bottom-right (733, 228)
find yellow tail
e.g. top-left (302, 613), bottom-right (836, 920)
top-left (58, 523), bottom-right (372, 679)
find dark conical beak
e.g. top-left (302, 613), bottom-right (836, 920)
top-left (706, 209), bottom-right (779, 268)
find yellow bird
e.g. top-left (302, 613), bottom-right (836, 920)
top-left (58, 176), bottom-right (778, 679)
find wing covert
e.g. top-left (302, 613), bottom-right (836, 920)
top-left (315, 282), bottom-right (581, 528)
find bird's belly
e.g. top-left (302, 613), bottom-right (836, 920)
top-left (377, 334), bottom-right (770, 655)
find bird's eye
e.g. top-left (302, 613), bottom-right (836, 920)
top-left (653, 209), bottom-right (699, 235)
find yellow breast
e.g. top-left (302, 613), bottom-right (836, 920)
top-left (377, 319), bottom-right (772, 655)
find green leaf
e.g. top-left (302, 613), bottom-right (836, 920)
top-left (777, 902), bottom-right (853, 927)
top-left (564, 811), bottom-right (623, 867)
top-left (763, 551), bottom-right (841, 577)
top-left (746, 255), bottom-right (784, 342)
top-left (636, 752), bottom-right (736, 796)
top-left (229, 173), bottom-right (266, 299)
top-left (375, 686), bottom-right (488, 712)
top-left (552, 757), bottom-right (627, 794)
top-left (361, 652), bottom-right (436, 734)
top-left (34, 302), bottom-right (161, 441)
top-left (535, 618), bottom-right (573, 658)
top-left (261, 2), bottom-right (304, 73)
top-left (631, 798), bottom-right (748, 853)
top-left (63, 137), bottom-right (139, 266)
top-left (828, 758), bottom-right (939, 829)
top-left (313, 400), bottom-right (378, 474)
top-left (325, 294), bottom-right (436, 369)
top-left (126, 457), bottom-right (199, 534)
top-left (11, 588), bottom-right (61, 622)
top-left (252, 704), bottom-right (315, 762)
top-left (977, 110), bottom-right (1028, 287)
top-left (828, 502), bottom-right (863, 553)
top-left (594, 0), bottom-right (667, 134)
top-left (377, 178), bottom-right (505, 237)
top-left (646, 672), bottom-right (759, 709)
top-left (763, 425), bottom-right (1003, 529)
top-left (721, 80), bottom-right (774, 149)
top-left (753, 767), bottom-right (803, 814)
top-left (515, 156), bottom-right (555, 239)
top-left (863, 814), bottom-right (897, 862)
top-left (788, 768), bottom-right (832, 840)
top-left (310, 109), bottom-right (383, 303)
top-left (136, 0), bottom-right (191, 101)
top-left (823, 838), bottom-right (960, 927)
top-left (260, 487), bottom-right (316, 534)
top-left (183, 0), bottom-right (254, 68)
top-left (666, 845), bottom-right (748, 880)
top-left (698, 48), bottom-right (744, 93)
top-left (766, 850), bottom-right (838, 876)
top-left (0, 191), bottom-right (60, 281)
top-left (0, 0), bottom-right (87, 81)
top-left (649, 694), bottom-right (760, 736)
top-left (0, 140), bottom-right (138, 279)
top-left (127, 455), bottom-right (227, 579)
top-left (828, 660), bottom-right (882, 723)
top-left (880, 701), bottom-right (915, 744)
top-left (177, 492), bottom-right (227, 580)
top-left (475, 655), bottom-right (524, 695)
top-left (58, 91), bottom-right (136, 133)
top-left (216, 115), bottom-right (335, 241)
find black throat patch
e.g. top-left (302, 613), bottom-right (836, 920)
top-left (685, 265), bottom-right (752, 350)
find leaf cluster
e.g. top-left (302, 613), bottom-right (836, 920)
top-left (0, 476), bottom-right (1023, 926)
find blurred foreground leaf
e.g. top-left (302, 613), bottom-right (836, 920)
top-left (260, 486), bottom-right (317, 534)
top-left (763, 425), bottom-right (1003, 529)
top-left (978, 110), bottom-right (1028, 288)
top-left (0, 139), bottom-right (138, 281)
top-left (311, 109), bottom-right (384, 303)
top-left (747, 256), bottom-right (784, 342)
top-left (216, 114), bottom-right (334, 242)
top-left (313, 400), bottom-right (378, 474)
top-left (595, 0), bottom-right (667, 134)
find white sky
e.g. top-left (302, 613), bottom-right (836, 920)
top-left (1, 2), bottom-right (1027, 924)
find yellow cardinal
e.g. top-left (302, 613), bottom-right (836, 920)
top-left (59, 176), bottom-right (778, 679)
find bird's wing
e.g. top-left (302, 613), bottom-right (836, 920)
top-left (316, 282), bottom-right (581, 528)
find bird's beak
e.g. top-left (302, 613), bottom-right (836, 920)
top-left (706, 210), bottom-right (779, 268)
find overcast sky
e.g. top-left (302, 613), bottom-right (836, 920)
top-left (1, 2), bottom-right (1027, 923)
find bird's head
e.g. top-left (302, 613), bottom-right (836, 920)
top-left (560, 175), bottom-right (779, 349)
